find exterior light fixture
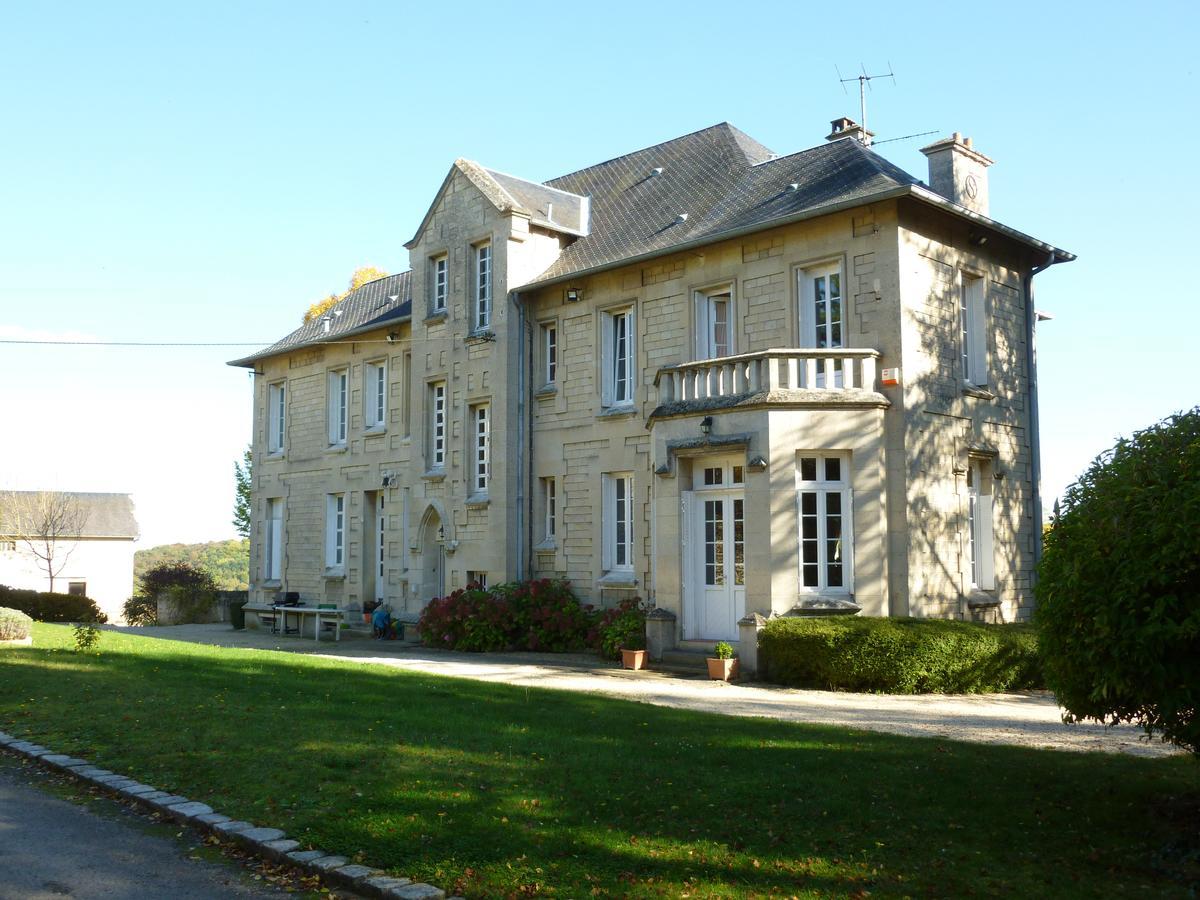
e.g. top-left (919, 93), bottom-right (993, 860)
top-left (699, 415), bottom-right (713, 435)
top-left (437, 526), bottom-right (445, 544)
top-left (565, 288), bottom-right (581, 303)
top-left (747, 455), bottom-right (768, 472)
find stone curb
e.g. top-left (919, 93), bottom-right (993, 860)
top-left (0, 730), bottom-right (448, 899)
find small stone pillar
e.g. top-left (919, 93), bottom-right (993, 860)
top-left (645, 607), bottom-right (677, 662)
top-left (737, 612), bottom-right (768, 678)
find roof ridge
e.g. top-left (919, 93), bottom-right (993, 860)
top-left (546, 122), bottom-right (760, 186)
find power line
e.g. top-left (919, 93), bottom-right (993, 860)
top-left (0, 338), bottom-right (397, 347)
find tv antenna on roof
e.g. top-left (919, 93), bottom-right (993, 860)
top-left (836, 63), bottom-right (896, 137)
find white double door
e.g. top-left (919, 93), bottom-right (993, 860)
top-left (682, 488), bottom-right (746, 641)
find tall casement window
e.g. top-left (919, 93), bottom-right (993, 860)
top-left (473, 242), bottom-right (492, 331)
top-left (265, 498), bottom-right (283, 581)
top-left (961, 273), bottom-right (987, 386)
top-left (798, 263), bottom-right (844, 386)
top-left (542, 322), bottom-right (558, 385)
top-left (541, 476), bottom-right (557, 543)
top-left (428, 382), bottom-right (446, 469)
top-left (267, 382), bottom-right (286, 454)
top-left (796, 452), bottom-right (852, 592)
top-left (602, 472), bottom-right (634, 572)
top-left (470, 403), bottom-right (489, 494)
top-left (401, 352), bottom-right (413, 436)
top-left (325, 493), bottom-right (345, 570)
top-left (694, 285), bottom-right (733, 359)
top-left (430, 254), bottom-right (448, 313)
top-left (365, 360), bottom-right (387, 430)
top-left (327, 368), bottom-right (348, 445)
top-left (373, 493), bottom-right (386, 603)
top-left (601, 308), bottom-right (635, 408)
top-left (966, 457), bottom-right (996, 590)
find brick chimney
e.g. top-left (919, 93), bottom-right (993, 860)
top-left (826, 116), bottom-right (874, 146)
top-left (919, 132), bottom-right (994, 216)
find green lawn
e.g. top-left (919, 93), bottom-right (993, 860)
top-left (1, 624), bottom-right (1197, 898)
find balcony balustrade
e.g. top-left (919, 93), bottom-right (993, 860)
top-left (654, 348), bottom-right (881, 405)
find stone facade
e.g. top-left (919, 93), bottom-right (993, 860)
top-left (237, 123), bottom-right (1070, 639)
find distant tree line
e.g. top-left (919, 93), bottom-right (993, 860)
top-left (134, 539), bottom-right (249, 591)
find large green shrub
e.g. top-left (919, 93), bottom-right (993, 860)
top-left (759, 616), bottom-right (1042, 694)
top-left (0, 607), bottom-right (33, 641)
top-left (1036, 407), bottom-right (1200, 755)
top-left (124, 562), bottom-right (218, 626)
top-left (0, 584), bottom-right (106, 623)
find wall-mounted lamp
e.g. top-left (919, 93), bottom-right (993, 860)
top-left (699, 415), bottom-right (713, 436)
top-left (747, 454), bottom-right (768, 472)
top-left (436, 525), bottom-right (445, 545)
top-left (969, 229), bottom-right (989, 247)
top-left (565, 288), bottom-right (581, 303)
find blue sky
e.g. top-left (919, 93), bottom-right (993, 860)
top-left (1, 1), bottom-right (1196, 547)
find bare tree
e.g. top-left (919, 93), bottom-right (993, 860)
top-left (1, 491), bottom-right (88, 593)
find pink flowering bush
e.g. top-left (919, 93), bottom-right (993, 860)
top-left (418, 579), bottom-right (599, 653)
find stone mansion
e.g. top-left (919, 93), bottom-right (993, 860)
top-left (231, 117), bottom-right (1073, 645)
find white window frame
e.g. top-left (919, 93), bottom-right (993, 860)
top-left (473, 242), bottom-right (492, 331)
top-left (602, 472), bottom-right (635, 572)
top-left (267, 381), bottom-right (286, 454)
top-left (265, 498), bottom-right (283, 582)
top-left (364, 360), bottom-right (387, 430)
top-left (429, 381), bottom-right (446, 469)
top-left (694, 284), bottom-right (734, 360)
top-left (401, 352), bottom-right (413, 437)
top-left (967, 457), bottom-right (996, 590)
top-left (961, 272), bottom-right (987, 386)
top-left (325, 493), bottom-right (345, 570)
top-left (467, 571), bottom-right (488, 589)
top-left (542, 476), bottom-right (557, 543)
top-left (796, 452), bottom-right (853, 594)
top-left (542, 322), bottom-right (558, 385)
top-left (471, 402), bottom-right (489, 494)
top-left (798, 262), bottom-right (845, 350)
top-left (431, 254), bottom-right (448, 313)
top-left (327, 368), bottom-right (348, 446)
top-left (601, 307), bottom-right (635, 408)
top-left (374, 492), bottom-right (386, 603)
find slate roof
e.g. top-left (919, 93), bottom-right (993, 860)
top-left (528, 123), bottom-right (921, 285)
top-left (229, 271), bottom-right (412, 367)
top-left (0, 492), bottom-right (138, 540)
top-left (484, 168), bottom-right (588, 235)
top-left (233, 122), bottom-right (1072, 366)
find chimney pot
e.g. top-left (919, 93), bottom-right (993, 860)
top-left (826, 116), bottom-right (875, 146)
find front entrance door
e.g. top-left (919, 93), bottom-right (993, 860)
top-left (420, 509), bottom-right (445, 602)
top-left (683, 457), bottom-right (746, 641)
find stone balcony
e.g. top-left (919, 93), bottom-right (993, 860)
top-left (650, 348), bottom-right (889, 419)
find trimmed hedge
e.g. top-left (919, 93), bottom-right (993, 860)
top-left (0, 584), bottom-right (107, 624)
top-left (0, 607), bottom-right (33, 641)
top-left (759, 616), bottom-right (1042, 694)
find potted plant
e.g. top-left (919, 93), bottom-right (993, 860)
top-left (706, 641), bottom-right (739, 681)
top-left (620, 632), bottom-right (647, 670)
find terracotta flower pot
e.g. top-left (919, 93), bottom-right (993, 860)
top-left (621, 648), bottom-right (646, 670)
top-left (706, 657), bottom-right (739, 681)
top-left (362, 612), bottom-right (372, 624)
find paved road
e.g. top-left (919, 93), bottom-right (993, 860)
top-left (111, 623), bottom-right (1178, 757)
top-left (0, 757), bottom-right (291, 900)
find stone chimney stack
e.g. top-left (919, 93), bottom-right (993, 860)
top-left (826, 116), bottom-right (875, 146)
top-left (919, 132), bottom-right (994, 216)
